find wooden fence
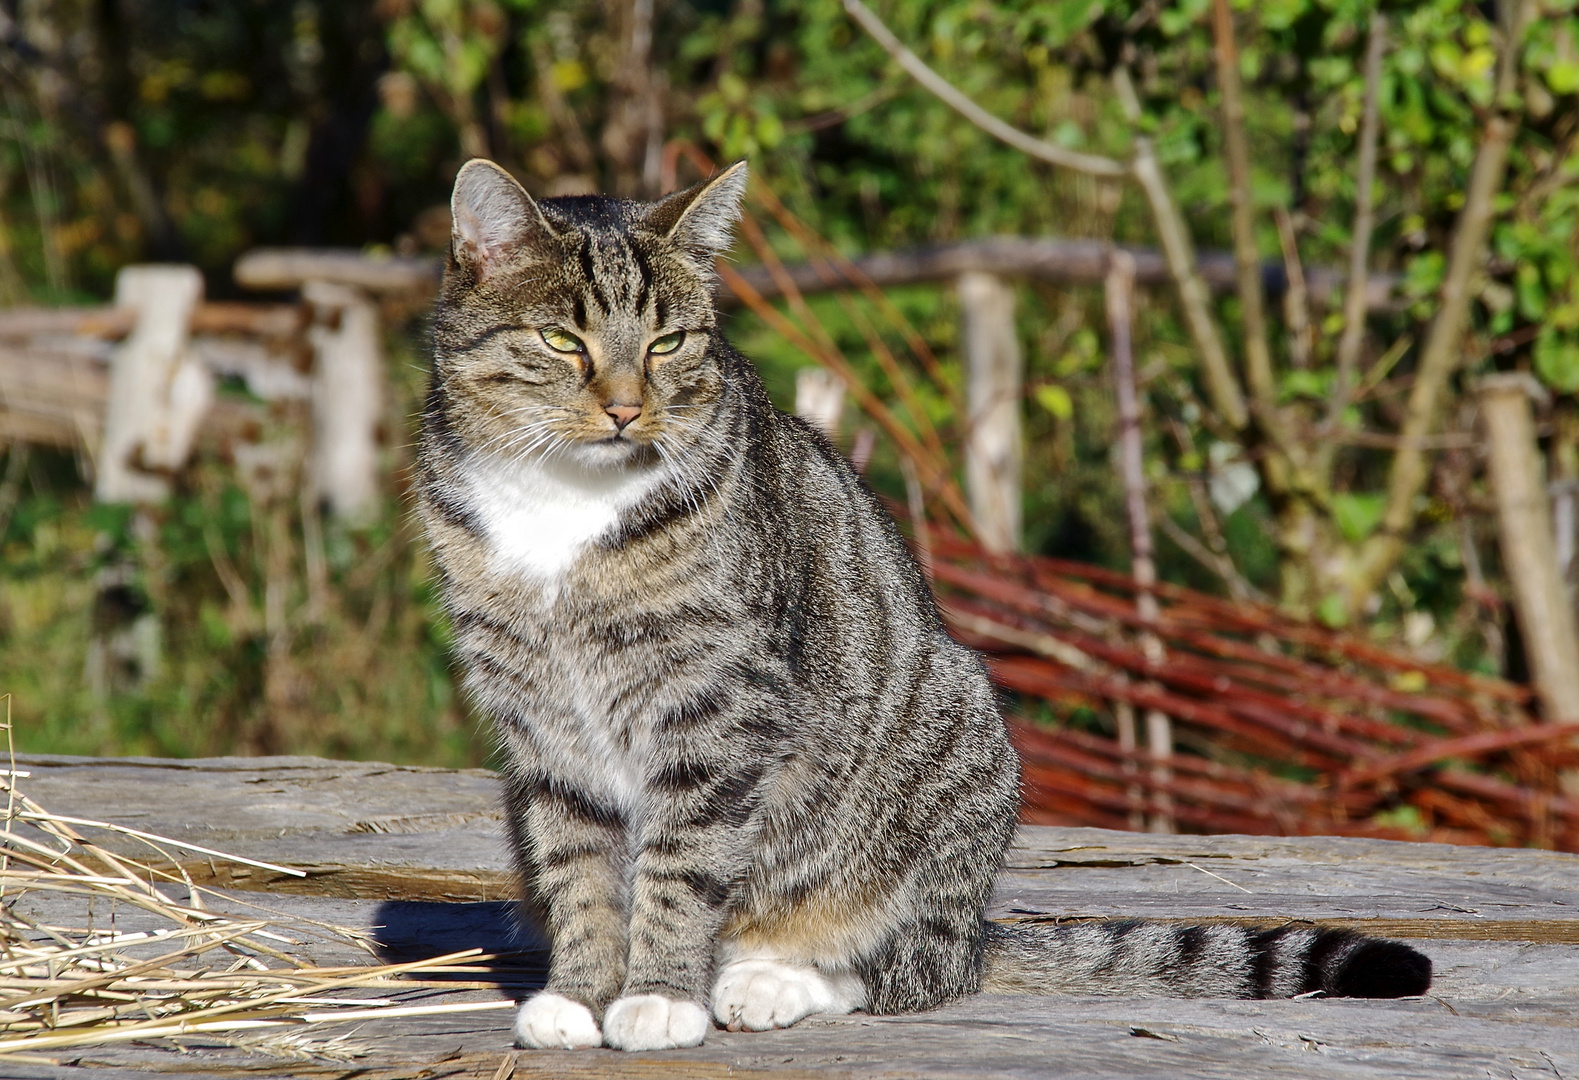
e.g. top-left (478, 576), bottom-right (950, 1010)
top-left (0, 260), bottom-right (419, 520)
top-left (3, 238), bottom-right (1576, 842)
top-left (0, 235), bottom-right (1396, 534)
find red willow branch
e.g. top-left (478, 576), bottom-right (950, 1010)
top-left (714, 260), bottom-right (979, 535)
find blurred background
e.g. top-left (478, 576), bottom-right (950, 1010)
top-left (2, 0), bottom-right (1578, 844)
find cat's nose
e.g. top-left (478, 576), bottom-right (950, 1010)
top-left (605, 403), bottom-right (642, 431)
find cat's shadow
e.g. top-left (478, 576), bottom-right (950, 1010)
top-left (370, 900), bottom-right (547, 994)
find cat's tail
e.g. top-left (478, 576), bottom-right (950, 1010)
top-left (980, 920), bottom-right (1430, 999)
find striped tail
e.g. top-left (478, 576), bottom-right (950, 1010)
top-left (981, 920), bottom-right (1431, 999)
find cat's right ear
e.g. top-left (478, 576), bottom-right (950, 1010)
top-left (450, 160), bottom-right (556, 281)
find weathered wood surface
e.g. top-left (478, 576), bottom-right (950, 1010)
top-left (12, 753), bottom-right (1579, 1079)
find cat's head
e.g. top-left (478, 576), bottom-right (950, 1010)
top-left (432, 159), bottom-right (747, 470)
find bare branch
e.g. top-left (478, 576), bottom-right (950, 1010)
top-left (1112, 68), bottom-right (1249, 432)
top-left (1110, 251), bottom-right (1156, 601)
top-left (1159, 499), bottom-right (1267, 604)
top-left (1325, 12), bottom-right (1388, 437)
top-left (530, 37), bottom-right (596, 175)
top-left (1108, 249), bottom-right (1174, 834)
top-left (841, 0), bottom-right (1127, 178)
top-left (1273, 208), bottom-right (1312, 372)
top-left (1209, 0), bottom-right (1293, 467)
top-left (1161, 411), bottom-right (1264, 603)
top-left (838, 0), bottom-right (1251, 436)
top-left (1349, 0), bottom-right (1532, 611)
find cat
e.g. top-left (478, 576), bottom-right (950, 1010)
top-left (416, 159), bottom-right (1432, 1053)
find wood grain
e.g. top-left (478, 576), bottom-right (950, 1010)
top-left (10, 754), bottom-right (1579, 1079)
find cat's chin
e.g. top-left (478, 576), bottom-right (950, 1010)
top-left (556, 437), bottom-right (659, 471)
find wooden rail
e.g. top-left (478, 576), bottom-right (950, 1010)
top-left (224, 238), bottom-right (1399, 559)
top-left (232, 237), bottom-right (1402, 310)
top-left (0, 265), bottom-right (387, 520)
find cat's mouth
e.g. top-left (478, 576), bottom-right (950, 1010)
top-left (567, 431), bottom-right (659, 468)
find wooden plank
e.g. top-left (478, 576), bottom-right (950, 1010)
top-left (0, 334), bottom-right (307, 454)
top-left (0, 343), bottom-right (110, 448)
top-left (0, 303), bottom-right (303, 341)
top-left (9, 754), bottom-right (1579, 1077)
top-left (8, 979), bottom-right (1579, 1079)
top-left (0, 307), bottom-right (137, 339)
top-left (20, 754), bottom-right (1579, 938)
top-left (2, 885), bottom-right (1573, 1077)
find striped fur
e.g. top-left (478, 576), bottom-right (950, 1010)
top-left (416, 160), bottom-right (1432, 1053)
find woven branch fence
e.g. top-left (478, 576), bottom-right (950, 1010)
top-left (927, 535), bottom-right (1575, 849)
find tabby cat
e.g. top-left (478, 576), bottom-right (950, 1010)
top-left (416, 159), bottom-right (1432, 1053)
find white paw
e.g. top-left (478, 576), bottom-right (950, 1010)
top-left (513, 992), bottom-right (601, 1050)
top-left (602, 993), bottom-right (709, 1051)
top-left (710, 958), bottom-right (865, 1032)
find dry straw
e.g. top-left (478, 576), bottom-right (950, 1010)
top-left (0, 695), bottom-right (513, 1065)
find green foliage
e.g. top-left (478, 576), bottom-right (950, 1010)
top-left (2, 0), bottom-right (1577, 760)
top-left (1332, 492), bottom-right (1386, 544)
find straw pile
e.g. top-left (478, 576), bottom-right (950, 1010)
top-left (0, 705), bottom-right (512, 1067)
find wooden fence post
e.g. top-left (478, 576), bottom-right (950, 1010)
top-left (95, 265), bottom-right (210, 503)
top-left (958, 271), bottom-right (1022, 553)
top-left (794, 366), bottom-right (846, 441)
top-left (303, 281), bottom-right (383, 522)
top-left (1478, 374), bottom-right (1579, 724)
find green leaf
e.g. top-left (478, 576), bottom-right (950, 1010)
top-left (1333, 492), bottom-right (1386, 544)
top-left (1279, 369), bottom-right (1328, 402)
top-left (1037, 0), bottom-right (1104, 48)
top-left (1547, 60), bottom-right (1579, 95)
top-left (1403, 251), bottom-right (1445, 298)
top-left (1370, 804), bottom-right (1428, 836)
top-left (1034, 384), bottom-right (1074, 421)
top-left (1535, 331), bottom-right (1579, 394)
top-left (1516, 263), bottom-right (1548, 320)
top-left (1316, 593), bottom-right (1349, 629)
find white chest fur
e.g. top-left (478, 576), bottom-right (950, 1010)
top-left (460, 450), bottom-right (665, 582)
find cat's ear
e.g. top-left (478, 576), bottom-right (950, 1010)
top-left (643, 161), bottom-right (748, 261)
top-left (450, 159), bottom-right (556, 280)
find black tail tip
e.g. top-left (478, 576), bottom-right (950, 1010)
top-left (1331, 939), bottom-right (1432, 998)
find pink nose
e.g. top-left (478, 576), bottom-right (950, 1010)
top-left (605, 404), bottom-right (642, 431)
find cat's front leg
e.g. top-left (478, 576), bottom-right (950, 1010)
top-left (601, 751), bottom-right (765, 1051)
top-left (507, 768), bottom-right (629, 1050)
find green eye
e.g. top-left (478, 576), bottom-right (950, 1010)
top-left (541, 328), bottom-right (585, 353)
top-left (648, 331), bottom-right (685, 356)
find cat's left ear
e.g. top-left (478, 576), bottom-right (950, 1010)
top-left (643, 161), bottom-right (748, 261)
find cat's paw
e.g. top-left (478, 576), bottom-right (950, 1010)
top-left (513, 992), bottom-right (602, 1050)
top-left (602, 993), bottom-right (709, 1051)
top-left (710, 958), bottom-right (865, 1032)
